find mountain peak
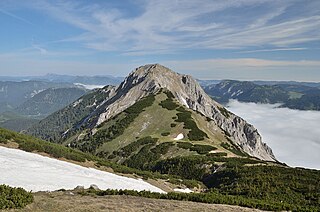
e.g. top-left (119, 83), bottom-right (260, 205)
top-left (132, 64), bottom-right (170, 75)
top-left (103, 64), bottom-right (275, 161)
top-left (28, 64), bottom-right (276, 161)
top-left (125, 64), bottom-right (183, 87)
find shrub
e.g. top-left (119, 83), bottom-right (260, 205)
top-left (177, 142), bottom-right (193, 149)
top-left (170, 123), bottom-right (177, 127)
top-left (116, 136), bottom-right (158, 157)
top-left (159, 91), bottom-right (180, 110)
top-left (175, 107), bottom-right (208, 141)
top-left (161, 132), bottom-right (170, 136)
top-left (0, 185), bottom-right (33, 209)
top-left (150, 142), bottom-right (174, 155)
top-left (190, 144), bottom-right (217, 154)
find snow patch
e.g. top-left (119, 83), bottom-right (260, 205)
top-left (72, 99), bottom-right (83, 107)
top-left (0, 146), bottom-right (165, 193)
top-left (174, 133), bottom-right (184, 140)
top-left (179, 96), bottom-right (189, 108)
top-left (29, 89), bottom-right (45, 98)
top-left (174, 188), bottom-right (193, 193)
top-left (62, 129), bottom-right (70, 136)
top-left (140, 121), bottom-right (150, 132)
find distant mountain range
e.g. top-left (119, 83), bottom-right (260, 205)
top-left (0, 73), bottom-right (123, 85)
top-left (15, 87), bottom-right (87, 117)
top-left (0, 74), bottom-right (123, 131)
top-left (0, 81), bottom-right (81, 113)
top-left (0, 84), bottom-right (87, 131)
top-left (203, 80), bottom-right (320, 110)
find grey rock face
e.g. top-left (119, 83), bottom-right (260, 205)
top-left (90, 64), bottom-right (276, 161)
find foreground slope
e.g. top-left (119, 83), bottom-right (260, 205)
top-left (0, 146), bottom-right (164, 193)
top-left (27, 64), bottom-right (275, 161)
top-left (2, 123), bottom-right (320, 210)
top-left (14, 192), bottom-right (264, 212)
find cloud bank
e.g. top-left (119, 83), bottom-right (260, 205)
top-left (227, 100), bottom-right (320, 170)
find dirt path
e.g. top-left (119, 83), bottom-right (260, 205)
top-left (10, 191), bottom-right (265, 212)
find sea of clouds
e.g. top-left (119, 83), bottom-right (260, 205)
top-left (227, 100), bottom-right (320, 170)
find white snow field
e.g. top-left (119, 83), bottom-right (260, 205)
top-left (0, 146), bottom-right (165, 193)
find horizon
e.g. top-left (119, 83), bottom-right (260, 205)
top-left (2, 69), bottom-right (320, 83)
top-left (0, 1), bottom-right (320, 81)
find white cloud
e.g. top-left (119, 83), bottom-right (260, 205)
top-left (0, 8), bottom-right (33, 25)
top-left (21, 0), bottom-right (320, 54)
top-left (237, 47), bottom-right (307, 53)
top-left (226, 100), bottom-right (320, 170)
top-left (32, 44), bottom-right (47, 55)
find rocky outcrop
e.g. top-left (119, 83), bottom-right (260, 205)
top-left (90, 64), bottom-right (276, 161)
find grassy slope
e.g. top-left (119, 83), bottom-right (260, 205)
top-left (66, 92), bottom-right (237, 158)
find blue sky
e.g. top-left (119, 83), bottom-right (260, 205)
top-left (0, 0), bottom-right (319, 81)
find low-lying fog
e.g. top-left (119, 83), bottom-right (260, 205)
top-left (227, 100), bottom-right (320, 170)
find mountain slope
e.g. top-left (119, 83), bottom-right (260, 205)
top-left (204, 80), bottom-right (320, 110)
top-left (0, 81), bottom-right (82, 113)
top-left (14, 87), bottom-right (87, 118)
top-left (27, 64), bottom-right (275, 161)
top-left (204, 80), bottom-right (289, 104)
top-left (0, 111), bottom-right (39, 132)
